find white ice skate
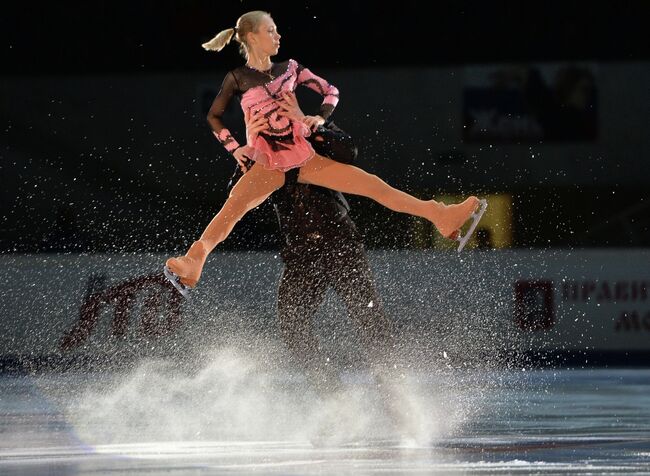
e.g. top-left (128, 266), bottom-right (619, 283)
top-left (456, 199), bottom-right (488, 252)
top-left (163, 265), bottom-right (192, 299)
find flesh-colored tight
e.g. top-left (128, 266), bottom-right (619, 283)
top-left (200, 154), bottom-right (441, 251)
top-left (167, 153), bottom-right (478, 286)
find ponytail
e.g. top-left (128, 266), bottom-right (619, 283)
top-left (201, 28), bottom-right (236, 52)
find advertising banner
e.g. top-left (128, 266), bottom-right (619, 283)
top-left (463, 63), bottom-right (598, 143)
top-left (1, 250), bottom-right (648, 368)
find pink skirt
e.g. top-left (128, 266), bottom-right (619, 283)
top-left (241, 122), bottom-right (315, 172)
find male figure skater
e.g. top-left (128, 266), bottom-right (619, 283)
top-left (229, 109), bottom-right (395, 391)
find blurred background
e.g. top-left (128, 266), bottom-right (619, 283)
top-left (2, 0), bottom-right (648, 253)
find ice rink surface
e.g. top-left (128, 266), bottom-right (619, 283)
top-left (1, 366), bottom-right (649, 475)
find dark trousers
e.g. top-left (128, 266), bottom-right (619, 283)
top-left (277, 238), bottom-right (394, 381)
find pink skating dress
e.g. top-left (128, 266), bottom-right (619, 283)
top-left (208, 59), bottom-right (339, 171)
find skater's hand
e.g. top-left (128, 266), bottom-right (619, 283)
top-left (277, 92), bottom-right (323, 130)
top-left (277, 91), bottom-right (306, 122)
top-left (233, 147), bottom-right (251, 174)
top-left (302, 114), bottom-right (325, 131)
top-left (244, 109), bottom-right (269, 144)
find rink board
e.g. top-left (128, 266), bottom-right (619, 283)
top-left (0, 249), bottom-right (648, 366)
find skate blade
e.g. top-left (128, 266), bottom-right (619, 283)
top-left (456, 199), bottom-right (488, 252)
top-left (163, 265), bottom-right (191, 299)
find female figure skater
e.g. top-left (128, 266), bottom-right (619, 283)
top-left (164, 10), bottom-right (487, 297)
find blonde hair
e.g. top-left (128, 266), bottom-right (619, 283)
top-left (201, 10), bottom-right (271, 58)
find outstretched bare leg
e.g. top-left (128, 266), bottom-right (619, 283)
top-left (298, 154), bottom-right (480, 238)
top-left (166, 164), bottom-right (285, 287)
